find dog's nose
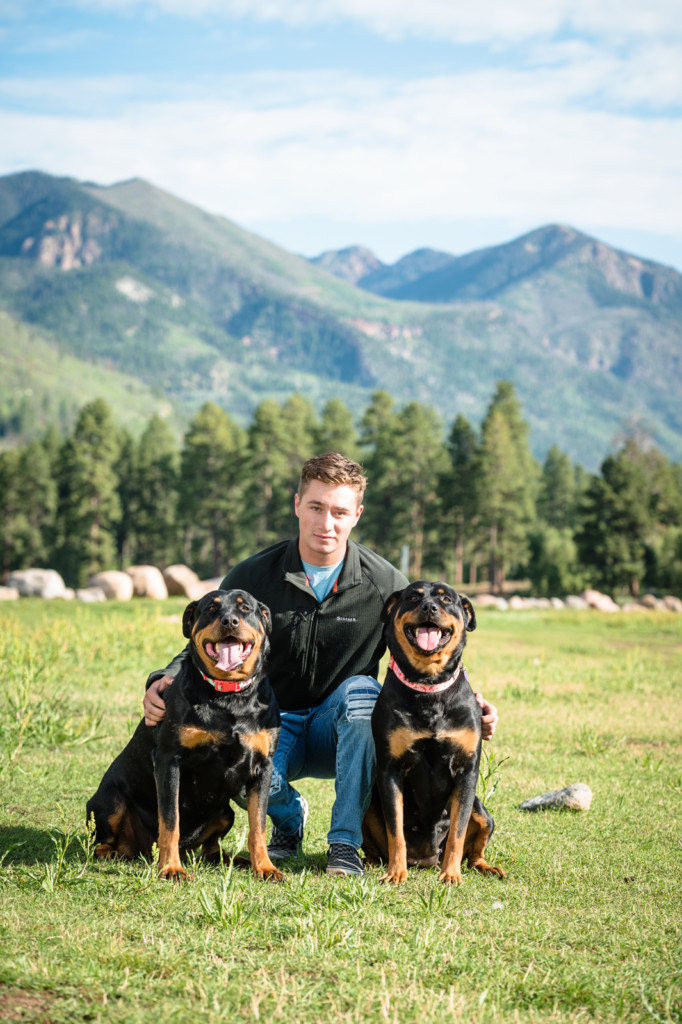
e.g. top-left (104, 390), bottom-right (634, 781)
top-left (422, 601), bottom-right (440, 617)
top-left (222, 613), bottom-right (242, 629)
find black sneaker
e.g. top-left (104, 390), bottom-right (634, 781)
top-left (267, 796), bottom-right (308, 860)
top-left (326, 843), bottom-right (364, 876)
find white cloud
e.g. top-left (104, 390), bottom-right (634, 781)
top-left (68, 0), bottom-right (682, 43)
top-left (1, 53), bottom-right (680, 243)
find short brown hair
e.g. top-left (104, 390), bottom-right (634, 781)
top-left (298, 452), bottom-right (367, 501)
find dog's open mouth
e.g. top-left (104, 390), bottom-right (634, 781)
top-left (204, 638), bottom-right (254, 673)
top-left (405, 623), bottom-right (453, 654)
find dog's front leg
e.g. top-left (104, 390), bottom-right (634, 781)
top-left (245, 764), bottom-right (283, 882)
top-left (378, 764), bottom-right (408, 884)
top-left (155, 750), bottom-right (188, 881)
top-left (439, 771), bottom-right (477, 885)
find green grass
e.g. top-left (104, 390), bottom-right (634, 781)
top-left (0, 601), bottom-right (680, 1023)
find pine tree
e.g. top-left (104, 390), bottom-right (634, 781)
top-left (179, 403), bottom-right (247, 578)
top-left (133, 415), bottom-right (180, 567)
top-left (54, 399), bottom-right (122, 586)
top-left (315, 398), bottom-right (359, 462)
top-left (439, 414), bottom-right (480, 584)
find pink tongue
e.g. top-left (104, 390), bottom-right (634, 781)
top-left (416, 627), bottom-right (442, 652)
top-left (216, 642), bottom-right (245, 672)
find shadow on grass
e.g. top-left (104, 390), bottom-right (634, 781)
top-left (0, 824), bottom-right (79, 864)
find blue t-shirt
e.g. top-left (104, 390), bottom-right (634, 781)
top-left (301, 558), bottom-right (344, 602)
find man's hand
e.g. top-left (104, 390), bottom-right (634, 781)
top-left (143, 675), bottom-right (173, 726)
top-left (474, 692), bottom-right (498, 741)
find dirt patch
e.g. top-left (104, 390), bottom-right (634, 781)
top-left (0, 987), bottom-right (58, 1023)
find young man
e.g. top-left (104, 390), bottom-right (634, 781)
top-left (144, 453), bottom-right (498, 876)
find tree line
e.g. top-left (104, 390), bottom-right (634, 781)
top-left (1, 382), bottom-right (681, 597)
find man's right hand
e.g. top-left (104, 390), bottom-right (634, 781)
top-left (143, 675), bottom-right (173, 726)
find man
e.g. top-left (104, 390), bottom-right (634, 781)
top-left (144, 452), bottom-right (498, 876)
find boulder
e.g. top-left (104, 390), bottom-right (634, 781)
top-left (550, 597), bottom-right (565, 610)
top-left (582, 589), bottom-right (619, 612)
top-left (638, 593), bottom-right (661, 609)
top-left (163, 564), bottom-right (202, 598)
top-left (89, 571), bottom-right (134, 601)
top-left (0, 586), bottom-right (19, 601)
top-left (126, 565), bottom-right (168, 600)
top-left (8, 568), bottom-right (66, 599)
top-left (520, 783), bottom-right (593, 812)
top-left (474, 593), bottom-right (508, 610)
top-left (193, 578), bottom-right (225, 599)
top-left (76, 587), bottom-right (107, 603)
top-left (662, 595), bottom-right (682, 613)
top-left (565, 595), bottom-right (588, 610)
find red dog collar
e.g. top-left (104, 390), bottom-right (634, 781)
top-left (388, 656), bottom-right (464, 693)
top-left (200, 670), bottom-right (254, 693)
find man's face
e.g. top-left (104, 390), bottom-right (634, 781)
top-left (295, 480), bottom-right (363, 566)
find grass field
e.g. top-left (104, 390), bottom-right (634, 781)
top-left (0, 600), bottom-right (680, 1024)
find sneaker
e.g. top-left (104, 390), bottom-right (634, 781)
top-left (326, 843), bottom-right (364, 876)
top-left (267, 796), bottom-right (308, 860)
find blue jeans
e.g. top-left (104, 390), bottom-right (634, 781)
top-left (268, 675), bottom-right (381, 850)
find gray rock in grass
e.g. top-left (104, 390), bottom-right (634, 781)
top-left (520, 783), bottom-right (593, 812)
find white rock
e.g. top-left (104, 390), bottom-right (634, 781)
top-left (565, 595), bottom-right (588, 609)
top-left (163, 563), bottom-right (202, 598)
top-left (8, 568), bottom-right (66, 599)
top-left (126, 565), bottom-right (168, 600)
top-left (89, 571), bottom-right (134, 601)
top-left (582, 590), bottom-right (620, 612)
top-left (76, 587), bottom-right (107, 602)
top-left (520, 783), bottom-right (593, 812)
top-left (663, 595), bottom-right (682, 613)
top-left (550, 597), bottom-right (565, 609)
top-left (0, 586), bottom-right (19, 601)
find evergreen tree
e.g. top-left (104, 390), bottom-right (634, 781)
top-left (537, 445), bottom-right (578, 529)
top-left (133, 415), bottom-right (180, 567)
top-left (115, 429), bottom-right (136, 567)
top-left (476, 382), bottom-right (538, 591)
top-left (315, 399), bottom-right (359, 462)
top-left (179, 402), bottom-right (247, 578)
top-left (54, 399), bottom-right (122, 586)
top-left (439, 414), bottom-right (481, 584)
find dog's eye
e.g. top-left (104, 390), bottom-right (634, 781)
top-left (441, 595), bottom-right (452, 603)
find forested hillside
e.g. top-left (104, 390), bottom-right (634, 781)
top-left (2, 385), bottom-right (680, 597)
top-left (1, 171), bottom-right (681, 469)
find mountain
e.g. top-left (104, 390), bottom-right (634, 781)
top-left (0, 170), bottom-right (680, 470)
top-left (310, 245), bottom-right (383, 284)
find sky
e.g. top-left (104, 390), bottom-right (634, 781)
top-left (1, 1), bottom-right (681, 269)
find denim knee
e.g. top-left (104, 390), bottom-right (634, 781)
top-left (338, 675), bottom-right (381, 723)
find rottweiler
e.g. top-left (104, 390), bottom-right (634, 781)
top-left (362, 581), bottom-right (505, 885)
top-left (86, 589), bottom-right (282, 881)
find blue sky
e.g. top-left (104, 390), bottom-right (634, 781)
top-left (1, 0), bottom-right (681, 269)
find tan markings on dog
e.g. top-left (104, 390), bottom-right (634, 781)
top-left (246, 790), bottom-right (283, 882)
top-left (436, 726), bottom-right (479, 756)
top-left (388, 726), bottom-right (432, 759)
top-left (381, 789), bottom-right (408, 884)
top-left (463, 808), bottom-right (506, 878)
top-left (241, 730), bottom-right (271, 758)
top-left (157, 814), bottom-right (187, 881)
top-left (197, 814), bottom-right (232, 863)
top-left (439, 792), bottom-right (467, 885)
top-left (393, 609), bottom-right (466, 676)
top-left (178, 725), bottom-right (223, 748)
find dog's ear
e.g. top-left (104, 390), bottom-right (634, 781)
top-left (459, 594), bottom-right (476, 632)
top-left (257, 601), bottom-right (272, 635)
top-left (381, 590), bottom-right (404, 624)
top-left (182, 601), bottom-right (199, 638)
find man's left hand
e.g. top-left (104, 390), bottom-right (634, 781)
top-left (474, 692), bottom-right (498, 740)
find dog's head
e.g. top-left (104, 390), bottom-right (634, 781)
top-left (381, 581), bottom-right (476, 680)
top-left (182, 589), bottom-right (271, 683)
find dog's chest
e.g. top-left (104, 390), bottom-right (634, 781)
top-left (387, 703), bottom-right (479, 767)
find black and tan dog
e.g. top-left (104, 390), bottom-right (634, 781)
top-left (86, 589), bottom-right (282, 881)
top-left (362, 581), bottom-right (505, 885)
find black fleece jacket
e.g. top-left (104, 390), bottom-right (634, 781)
top-left (149, 538), bottom-right (408, 711)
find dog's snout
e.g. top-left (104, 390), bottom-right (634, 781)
top-left (422, 600), bottom-right (440, 617)
top-left (222, 612), bottom-right (242, 630)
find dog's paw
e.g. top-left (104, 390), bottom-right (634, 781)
top-left (438, 868), bottom-right (463, 885)
top-left (254, 863), bottom-right (284, 882)
top-left (158, 864), bottom-right (190, 882)
top-left (380, 867), bottom-right (408, 884)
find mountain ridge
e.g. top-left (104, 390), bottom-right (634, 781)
top-left (0, 170), bottom-right (680, 470)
